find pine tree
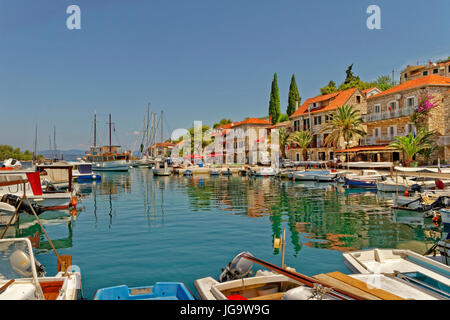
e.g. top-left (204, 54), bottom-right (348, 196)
top-left (287, 74), bottom-right (301, 116)
top-left (269, 73), bottom-right (281, 124)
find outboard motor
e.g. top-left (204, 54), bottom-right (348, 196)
top-left (1, 194), bottom-right (44, 216)
top-left (218, 251), bottom-right (254, 283)
top-left (411, 184), bottom-right (423, 193)
top-left (9, 249), bottom-right (46, 277)
top-left (423, 196), bottom-right (450, 212)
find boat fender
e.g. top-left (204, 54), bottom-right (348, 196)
top-left (404, 189), bottom-right (409, 196)
top-left (71, 196), bottom-right (77, 208)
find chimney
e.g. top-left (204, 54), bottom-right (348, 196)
top-left (295, 99), bottom-right (299, 110)
top-left (429, 61), bottom-right (433, 67)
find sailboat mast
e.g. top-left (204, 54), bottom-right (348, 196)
top-left (53, 126), bottom-right (57, 160)
top-left (94, 112), bottom-right (97, 147)
top-left (161, 110), bottom-right (163, 143)
top-left (109, 114), bottom-right (112, 152)
top-left (33, 124), bottom-right (38, 163)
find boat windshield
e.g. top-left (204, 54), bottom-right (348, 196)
top-left (0, 239), bottom-right (36, 280)
top-left (400, 272), bottom-right (450, 297)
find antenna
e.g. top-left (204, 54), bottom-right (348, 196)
top-left (53, 126), bottom-right (57, 160)
top-left (33, 124), bottom-right (38, 163)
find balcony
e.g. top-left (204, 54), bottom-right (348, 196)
top-left (364, 107), bottom-right (414, 123)
top-left (362, 133), bottom-right (414, 146)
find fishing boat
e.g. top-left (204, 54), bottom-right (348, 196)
top-left (183, 169), bottom-right (193, 176)
top-left (93, 282), bottom-right (195, 300)
top-left (0, 238), bottom-right (81, 300)
top-left (84, 114), bottom-right (131, 172)
top-left (343, 248), bottom-right (450, 299)
top-left (293, 170), bottom-right (329, 181)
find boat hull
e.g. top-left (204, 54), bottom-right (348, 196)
top-left (93, 282), bottom-right (194, 300)
top-left (344, 178), bottom-right (377, 189)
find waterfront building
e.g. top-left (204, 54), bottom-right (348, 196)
top-left (151, 142), bottom-right (174, 158)
top-left (344, 75), bottom-right (450, 163)
top-left (288, 87), bottom-right (368, 161)
top-left (400, 59), bottom-right (450, 83)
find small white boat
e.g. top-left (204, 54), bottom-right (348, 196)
top-left (209, 169), bottom-right (220, 176)
top-left (343, 248), bottom-right (450, 299)
top-left (252, 167), bottom-right (278, 177)
top-left (293, 170), bottom-right (329, 181)
top-left (313, 171), bottom-right (340, 182)
top-left (0, 238), bottom-right (81, 300)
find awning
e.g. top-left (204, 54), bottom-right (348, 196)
top-left (342, 161), bottom-right (394, 168)
top-left (335, 145), bottom-right (390, 153)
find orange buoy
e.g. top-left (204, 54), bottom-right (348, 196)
top-left (71, 196), bottom-right (77, 208)
top-left (70, 208), bottom-right (77, 216)
top-left (404, 189), bottom-right (409, 196)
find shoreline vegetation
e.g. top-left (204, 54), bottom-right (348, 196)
top-left (0, 145), bottom-right (42, 161)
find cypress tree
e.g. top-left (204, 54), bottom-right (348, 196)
top-left (287, 74), bottom-right (301, 116)
top-left (269, 73), bottom-right (281, 124)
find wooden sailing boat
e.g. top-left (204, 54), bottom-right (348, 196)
top-left (84, 113), bottom-right (131, 172)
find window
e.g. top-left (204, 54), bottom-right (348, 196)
top-left (433, 69), bottom-right (438, 74)
top-left (373, 128), bottom-right (380, 138)
top-left (423, 71), bottom-right (428, 76)
top-left (388, 126), bottom-right (397, 138)
top-left (388, 101), bottom-right (397, 112)
top-left (406, 97), bottom-right (416, 107)
top-left (303, 118), bottom-right (310, 130)
top-left (325, 115), bottom-right (330, 122)
top-left (314, 116), bottom-right (322, 126)
top-left (405, 123), bottom-right (416, 135)
top-left (294, 120), bottom-right (300, 131)
top-left (374, 104), bottom-right (381, 113)
top-left (356, 95), bottom-right (361, 103)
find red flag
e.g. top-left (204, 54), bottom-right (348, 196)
top-left (26, 172), bottom-right (43, 196)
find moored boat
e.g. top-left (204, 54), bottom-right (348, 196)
top-left (0, 238), bottom-right (81, 300)
top-left (94, 282), bottom-right (194, 300)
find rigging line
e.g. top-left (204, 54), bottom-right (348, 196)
top-left (163, 115), bottom-right (173, 142)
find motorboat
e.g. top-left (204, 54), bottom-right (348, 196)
top-left (93, 282), bottom-right (194, 300)
top-left (293, 170), bottom-right (329, 181)
top-left (344, 170), bottom-right (387, 189)
top-left (343, 248), bottom-right (450, 299)
top-left (70, 161), bottom-right (101, 181)
top-left (0, 172), bottom-right (74, 212)
top-left (0, 238), bottom-right (81, 300)
top-left (252, 167), bottom-right (278, 177)
top-left (221, 168), bottom-right (233, 176)
top-left (194, 252), bottom-right (337, 300)
top-left (183, 169), bottom-right (193, 176)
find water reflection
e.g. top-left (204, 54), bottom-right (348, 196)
top-left (182, 176), bottom-right (442, 254)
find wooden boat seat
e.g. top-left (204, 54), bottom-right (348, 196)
top-left (39, 280), bottom-right (64, 300)
top-left (248, 292), bottom-right (285, 300)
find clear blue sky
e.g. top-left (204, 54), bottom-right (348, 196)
top-left (1, 0), bottom-right (449, 151)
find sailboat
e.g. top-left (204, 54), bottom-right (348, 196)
top-left (84, 114), bottom-right (131, 172)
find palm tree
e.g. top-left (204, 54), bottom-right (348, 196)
top-left (388, 129), bottom-right (434, 166)
top-left (278, 127), bottom-right (289, 159)
top-left (321, 105), bottom-right (366, 149)
top-left (288, 131), bottom-right (313, 161)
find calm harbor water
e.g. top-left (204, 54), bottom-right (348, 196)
top-left (8, 169), bottom-right (444, 298)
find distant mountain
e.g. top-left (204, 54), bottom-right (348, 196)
top-left (39, 149), bottom-right (85, 161)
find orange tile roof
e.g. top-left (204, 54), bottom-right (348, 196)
top-left (368, 75), bottom-right (450, 99)
top-left (217, 122), bottom-right (239, 130)
top-left (267, 121), bottom-right (290, 129)
top-left (290, 88), bottom-right (358, 118)
top-left (335, 145), bottom-right (388, 153)
top-left (234, 117), bottom-right (271, 126)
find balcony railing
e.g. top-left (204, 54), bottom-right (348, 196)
top-left (364, 107), bottom-right (414, 122)
top-left (362, 132), bottom-right (413, 146)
